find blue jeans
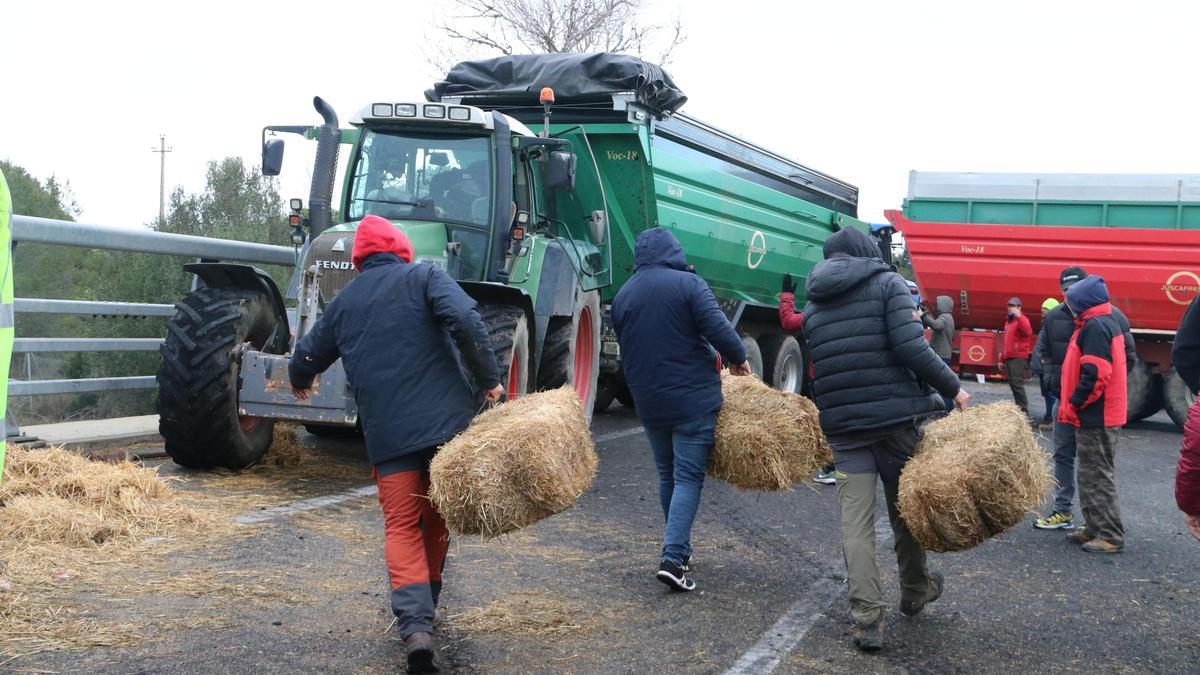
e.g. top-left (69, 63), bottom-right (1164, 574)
top-left (1051, 401), bottom-right (1077, 515)
top-left (1039, 374), bottom-right (1058, 423)
top-left (643, 414), bottom-right (716, 566)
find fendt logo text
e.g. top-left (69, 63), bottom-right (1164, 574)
top-left (316, 260), bottom-right (355, 271)
top-left (1163, 271), bottom-right (1200, 306)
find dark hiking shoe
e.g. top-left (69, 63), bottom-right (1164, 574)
top-left (404, 631), bottom-right (439, 673)
top-left (853, 620), bottom-right (884, 653)
top-left (1081, 538), bottom-right (1123, 554)
top-left (656, 559), bottom-right (696, 592)
top-left (900, 571), bottom-right (944, 617)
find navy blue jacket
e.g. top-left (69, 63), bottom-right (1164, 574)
top-left (289, 253), bottom-right (500, 465)
top-left (1173, 295), bottom-right (1200, 395)
top-left (611, 228), bottom-right (747, 428)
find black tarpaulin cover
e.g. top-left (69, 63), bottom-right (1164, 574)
top-left (427, 52), bottom-right (687, 114)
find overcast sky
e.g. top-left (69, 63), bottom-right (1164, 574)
top-left (5, 0), bottom-right (1198, 228)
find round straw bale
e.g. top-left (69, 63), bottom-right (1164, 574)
top-left (709, 375), bottom-right (831, 491)
top-left (898, 402), bottom-right (1051, 552)
top-left (429, 387), bottom-right (597, 538)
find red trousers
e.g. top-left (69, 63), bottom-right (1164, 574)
top-left (374, 468), bottom-right (449, 637)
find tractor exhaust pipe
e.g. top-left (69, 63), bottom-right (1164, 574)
top-left (308, 96), bottom-right (340, 239)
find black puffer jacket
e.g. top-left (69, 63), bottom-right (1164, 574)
top-left (802, 228), bottom-right (960, 437)
top-left (1040, 302), bottom-right (1136, 393)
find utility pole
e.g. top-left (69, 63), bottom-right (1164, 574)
top-left (150, 135), bottom-right (173, 225)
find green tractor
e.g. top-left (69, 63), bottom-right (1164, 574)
top-left (156, 54), bottom-right (868, 469)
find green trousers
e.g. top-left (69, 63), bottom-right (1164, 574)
top-left (837, 471), bottom-right (931, 626)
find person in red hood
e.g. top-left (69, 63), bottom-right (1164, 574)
top-left (1001, 297), bottom-right (1034, 417)
top-left (1058, 275), bottom-right (1127, 553)
top-left (290, 215), bottom-right (503, 672)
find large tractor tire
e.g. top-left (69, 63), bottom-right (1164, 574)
top-left (1125, 356), bottom-right (1164, 424)
top-left (536, 290), bottom-right (601, 421)
top-left (480, 304), bottom-right (531, 402)
top-left (760, 334), bottom-right (804, 393)
top-left (741, 335), bottom-right (764, 380)
top-left (1164, 368), bottom-right (1196, 429)
top-left (157, 287), bottom-right (279, 469)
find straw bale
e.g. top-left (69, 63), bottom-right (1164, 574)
top-left (709, 375), bottom-right (831, 490)
top-left (898, 403), bottom-right (1051, 552)
top-left (429, 387), bottom-right (597, 538)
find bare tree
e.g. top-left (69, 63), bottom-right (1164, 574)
top-left (429, 0), bottom-right (684, 71)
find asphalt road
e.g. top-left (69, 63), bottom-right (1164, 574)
top-left (18, 380), bottom-right (1200, 674)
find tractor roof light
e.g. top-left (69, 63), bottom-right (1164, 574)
top-left (539, 87), bottom-right (555, 105)
top-left (350, 102), bottom-right (489, 127)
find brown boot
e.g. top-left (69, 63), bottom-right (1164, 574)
top-left (1067, 528), bottom-right (1092, 545)
top-left (404, 631), bottom-right (439, 673)
top-left (1081, 538), bottom-right (1123, 554)
top-left (901, 571), bottom-right (944, 617)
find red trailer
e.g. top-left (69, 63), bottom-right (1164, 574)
top-left (888, 171), bottom-right (1200, 429)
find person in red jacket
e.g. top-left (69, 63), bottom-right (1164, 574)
top-left (780, 273), bottom-right (835, 484)
top-left (1058, 276), bottom-right (1127, 553)
top-left (1171, 295), bottom-right (1200, 542)
top-left (1001, 297), bottom-right (1034, 416)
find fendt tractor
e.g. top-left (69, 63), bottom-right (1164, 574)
top-left (156, 54), bottom-right (873, 468)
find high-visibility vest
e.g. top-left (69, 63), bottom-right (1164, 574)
top-left (0, 168), bottom-right (12, 476)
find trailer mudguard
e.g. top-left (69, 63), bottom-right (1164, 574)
top-left (185, 262), bottom-right (290, 353)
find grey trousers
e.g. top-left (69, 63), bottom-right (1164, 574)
top-left (833, 427), bottom-right (931, 626)
top-left (1051, 403), bottom-right (1078, 516)
top-left (1005, 358), bottom-right (1029, 414)
top-left (1076, 426), bottom-right (1124, 545)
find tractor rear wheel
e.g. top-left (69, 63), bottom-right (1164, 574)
top-left (157, 287), bottom-right (278, 469)
top-left (536, 290), bottom-right (601, 420)
top-left (480, 304), bottom-right (531, 402)
top-left (1164, 368), bottom-right (1195, 429)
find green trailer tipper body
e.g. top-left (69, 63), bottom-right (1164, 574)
top-left (903, 171), bottom-right (1200, 229)
top-left (516, 107), bottom-right (869, 308)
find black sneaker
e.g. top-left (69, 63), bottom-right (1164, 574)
top-left (900, 571), bottom-right (944, 617)
top-left (656, 560), bottom-right (696, 592)
top-left (681, 554), bottom-right (692, 573)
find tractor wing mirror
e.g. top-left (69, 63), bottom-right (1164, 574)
top-left (263, 138), bottom-right (285, 176)
top-left (544, 151), bottom-right (576, 192)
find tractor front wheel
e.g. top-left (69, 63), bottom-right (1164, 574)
top-left (157, 287), bottom-right (278, 469)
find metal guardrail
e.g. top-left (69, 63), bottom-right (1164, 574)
top-left (9, 215), bottom-right (294, 400)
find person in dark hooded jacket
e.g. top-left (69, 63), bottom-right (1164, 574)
top-left (612, 227), bottom-right (750, 592)
top-left (802, 227), bottom-right (968, 653)
top-left (289, 215), bottom-right (502, 672)
top-left (921, 295), bottom-right (956, 412)
top-left (1058, 275), bottom-right (1127, 553)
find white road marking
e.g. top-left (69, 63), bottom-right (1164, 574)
top-left (235, 484), bottom-right (378, 524)
top-left (594, 427), bottom-right (645, 443)
top-left (724, 514), bottom-right (892, 675)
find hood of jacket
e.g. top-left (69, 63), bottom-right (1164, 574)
top-left (634, 227), bottom-right (688, 271)
top-left (1066, 275), bottom-right (1109, 315)
top-left (352, 215), bottom-right (414, 270)
top-left (822, 226), bottom-right (881, 260)
top-left (806, 255), bottom-right (892, 302)
top-left (935, 295), bottom-right (953, 315)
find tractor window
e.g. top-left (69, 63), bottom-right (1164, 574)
top-left (348, 130), bottom-right (492, 227)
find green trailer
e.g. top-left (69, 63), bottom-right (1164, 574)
top-left (155, 54), bottom-right (869, 468)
